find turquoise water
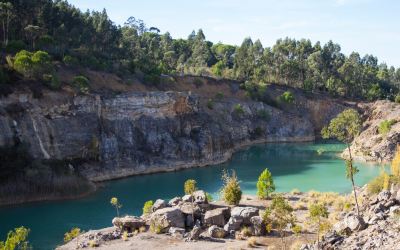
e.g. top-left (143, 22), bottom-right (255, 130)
top-left (0, 141), bottom-right (385, 249)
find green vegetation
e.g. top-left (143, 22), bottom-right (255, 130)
top-left (263, 194), bottom-right (297, 248)
top-left (235, 104), bottom-right (244, 116)
top-left (0, 226), bottom-right (31, 250)
top-left (256, 125), bottom-right (262, 135)
top-left (321, 109), bottom-right (363, 215)
top-left (215, 92), bottom-right (224, 101)
top-left (278, 91), bottom-right (295, 108)
top-left (184, 179), bottom-right (197, 195)
top-left (110, 197), bottom-right (122, 218)
top-left (206, 192), bottom-right (213, 202)
top-left (257, 168), bottom-right (275, 199)
top-left (143, 200), bottom-right (153, 216)
top-left (258, 108), bottom-right (270, 121)
top-left (126, 79), bottom-right (132, 85)
top-left (309, 204), bottom-right (330, 247)
top-left (395, 95), bottom-right (400, 103)
top-left (71, 76), bottom-right (89, 93)
top-left (379, 119), bottom-right (391, 138)
top-left (389, 119), bottom-right (397, 125)
top-left (207, 99), bottom-right (213, 109)
top-left (220, 170), bottom-right (242, 205)
top-left (64, 228), bottom-right (84, 248)
top-left (217, 119), bottom-right (222, 128)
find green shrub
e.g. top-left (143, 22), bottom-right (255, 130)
top-left (343, 101), bottom-right (347, 106)
top-left (100, 62), bottom-right (108, 71)
top-left (244, 91), bottom-right (251, 99)
top-left (71, 76), bottom-right (89, 93)
top-left (171, 70), bottom-right (176, 75)
top-left (221, 170), bottom-right (242, 205)
top-left (115, 71), bottom-right (124, 77)
top-left (217, 119), bottom-right (222, 128)
top-left (206, 192), bottom-right (213, 202)
top-left (256, 125), bottom-right (262, 135)
top-left (299, 114), bottom-right (303, 118)
top-left (257, 168), bottom-right (275, 199)
top-left (279, 91), bottom-right (295, 108)
top-left (239, 84), bottom-right (246, 90)
top-left (195, 78), bottom-right (202, 85)
top-left (184, 179), bottom-right (197, 195)
top-left (207, 99), bottom-right (213, 109)
top-left (111, 92), bottom-right (116, 98)
top-left (395, 95), bottom-right (400, 104)
top-left (215, 92), bottom-right (224, 101)
top-left (389, 119), bottom-right (397, 125)
top-left (144, 74), bottom-right (154, 83)
top-left (143, 200), bottom-right (153, 216)
top-left (235, 104), bottom-right (244, 116)
top-left (37, 35), bottom-right (55, 47)
top-left (126, 79), bottom-right (132, 85)
top-left (79, 69), bottom-right (85, 75)
top-left (5, 40), bottom-right (27, 53)
top-left (378, 119), bottom-right (391, 138)
top-left (125, 70), bottom-right (131, 75)
top-left (14, 55), bottom-right (33, 77)
top-left (258, 108), bottom-right (270, 121)
top-left (63, 56), bottom-right (77, 67)
top-left (167, 77), bottom-right (174, 85)
top-left (44, 70), bottom-right (61, 89)
top-left (89, 57), bottom-right (99, 69)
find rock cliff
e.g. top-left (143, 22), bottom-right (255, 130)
top-left (0, 83), bottom-right (346, 181)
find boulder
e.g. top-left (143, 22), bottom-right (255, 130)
top-left (192, 190), bottom-right (208, 204)
top-left (208, 225), bottom-right (228, 238)
top-left (169, 227), bottom-right (185, 236)
top-left (182, 194), bottom-right (192, 202)
top-left (112, 216), bottom-right (145, 229)
top-left (324, 232), bottom-right (344, 245)
top-left (224, 216), bottom-right (243, 231)
top-left (150, 208), bottom-right (185, 232)
top-left (204, 208), bottom-right (230, 226)
top-left (333, 220), bottom-right (351, 235)
top-left (175, 202), bottom-right (202, 216)
top-left (250, 216), bottom-right (266, 236)
top-left (346, 215), bottom-right (366, 232)
top-left (377, 190), bottom-right (391, 202)
top-left (189, 221), bottom-right (201, 240)
top-left (168, 197), bottom-right (182, 207)
top-left (230, 207), bottom-right (259, 224)
top-left (152, 199), bottom-right (166, 212)
top-left (372, 203), bottom-right (387, 213)
top-left (368, 212), bottom-right (386, 224)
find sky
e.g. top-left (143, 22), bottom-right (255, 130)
top-left (73, 0), bottom-right (400, 68)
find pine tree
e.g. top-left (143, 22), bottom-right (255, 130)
top-left (257, 168), bottom-right (275, 199)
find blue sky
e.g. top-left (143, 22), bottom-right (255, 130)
top-left (73, 0), bottom-right (400, 68)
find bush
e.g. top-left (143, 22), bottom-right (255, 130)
top-left (71, 76), bottom-right (89, 93)
top-left (244, 91), bottom-right (251, 99)
top-left (215, 92), bottom-right (224, 101)
top-left (14, 55), bottom-right (33, 77)
top-left (167, 77), bottom-right (174, 85)
top-left (0, 226), bottom-right (31, 250)
top-left (378, 119), bottom-right (391, 138)
top-left (44, 70), bottom-right (61, 89)
top-left (144, 74), bottom-right (154, 84)
top-left (235, 104), bottom-right (244, 116)
top-left (343, 101), bottom-right (347, 106)
top-left (217, 119), bottom-right (222, 128)
top-left (258, 108), bottom-right (270, 121)
top-left (279, 91), bottom-right (295, 108)
top-left (115, 71), bottom-right (124, 77)
top-left (125, 70), bottom-right (131, 75)
top-left (184, 179), bottom-right (197, 195)
top-left (395, 95), bottom-right (400, 104)
top-left (195, 78), bottom-right (202, 85)
top-left (256, 125), bottom-right (262, 135)
top-left (143, 200), bottom-right (153, 216)
top-left (206, 192), bottom-right (213, 202)
top-left (100, 62), bottom-right (108, 71)
top-left (257, 168), bottom-right (275, 199)
top-left (171, 70), bottom-right (176, 75)
top-left (5, 40), bottom-right (27, 53)
top-left (389, 119), bottom-right (397, 125)
top-left (239, 84), bottom-right (246, 90)
top-left (63, 56), bottom-right (77, 67)
top-left (79, 69), bottom-right (85, 75)
top-left (111, 92), bottom-right (116, 98)
top-left (207, 99), bottom-right (213, 109)
top-left (126, 79), bottom-right (132, 85)
top-left (37, 35), bottom-right (55, 47)
top-left (89, 57), bottom-right (99, 70)
top-left (221, 170), bottom-right (242, 205)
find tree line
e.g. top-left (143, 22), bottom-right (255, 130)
top-left (0, 0), bottom-right (399, 100)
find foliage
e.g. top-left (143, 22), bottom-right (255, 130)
top-left (389, 119), bottom-right (397, 125)
top-left (378, 119), bottom-right (391, 138)
top-left (395, 95), bottom-right (400, 104)
top-left (0, 227), bottom-right (31, 250)
top-left (365, 83), bottom-right (382, 101)
top-left (263, 194), bottom-right (297, 247)
top-left (207, 99), bottom-right (213, 109)
top-left (195, 78), bottom-right (202, 85)
top-left (220, 170), bottom-right (242, 205)
top-left (126, 79), bottom-right (132, 85)
top-left (143, 200), bottom-right (153, 216)
top-left (256, 125), bottom-right (262, 135)
top-left (89, 57), bottom-right (99, 70)
top-left (63, 56), bottom-right (77, 67)
top-left (383, 174), bottom-right (390, 190)
top-left (184, 179), bottom-right (197, 195)
top-left (217, 119), bottom-right (222, 128)
top-left (308, 204), bottom-right (330, 246)
top-left (110, 197), bottom-right (122, 217)
top-left (215, 92), bottom-right (224, 100)
top-left (257, 168), bottom-right (275, 199)
top-left (258, 108), bottom-right (270, 121)
top-left (206, 192), bottom-right (213, 202)
top-left (278, 91), bottom-right (295, 108)
top-left (235, 104), bottom-right (244, 116)
top-left (64, 228), bottom-right (84, 248)
top-left (213, 61), bottom-right (226, 77)
top-left (44, 70), bottom-right (61, 89)
top-left (71, 76), bottom-right (89, 93)
top-left (391, 145), bottom-right (400, 177)
top-left (5, 40), bottom-right (27, 54)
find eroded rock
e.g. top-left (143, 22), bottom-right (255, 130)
top-left (112, 216), bottom-right (145, 229)
top-left (208, 225), bottom-right (228, 238)
top-left (204, 208), bottom-right (230, 226)
top-left (153, 199), bottom-right (166, 212)
top-left (150, 207), bottom-right (185, 232)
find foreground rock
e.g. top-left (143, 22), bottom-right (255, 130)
top-left (204, 208), bottom-right (230, 226)
top-left (208, 225), bottom-right (228, 238)
top-left (112, 216), bottom-right (145, 230)
top-left (150, 208), bottom-right (185, 232)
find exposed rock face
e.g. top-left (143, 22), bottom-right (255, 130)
top-left (168, 197), bottom-right (182, 207)
top-left (250, 216), bottom-right (266, 236)
top-left (0, 88), bottom-right (346, 181)
top-left (111, 216), bottom-right (145, 229)
top-left (152, 199), bottom-right (166, 212)
top-left (150, 207), bottom-right (185, 231)
top-left (204, 208), bottom-right (230, 226)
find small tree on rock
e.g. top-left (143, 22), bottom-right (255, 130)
top-left (257, 168), bottom-right (275, 199)
top-left (321, 109), bottom-right (362, 215)
top-left (184, 179), bottom-right (198, 226)
top-left (71, 76), bottom-right (89, 93)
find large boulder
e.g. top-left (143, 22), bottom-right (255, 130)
top-left (224, 216), bottom-right (243, 231)
top-left (204, 208), bottom-right (230, 226)
top-left (192, 190), bottom-right (208, 204)
top-left (208, 225), bottom-right (228, 238)
top-left (189, 221), bottom-right (201, 240)
top-left (150, 207), bottom-right (185, 232)
top-left (112, 216), bottom-right (145, 229)
top-left (377, 190), bottom-right (391, 201)
top-left (168, 197), bottom-right (182, 207)
top-left (250, 216), bottom-right (266, 236)
top-left (182, 194), bottom-right (192, 202)
top-left (175, 202), bottom-right (202, 216)
top-left (152, 199), bottom-right (166, 212)
top-left (333, 220), bottom-right (351, 235)
top-left (231, 207), bottom-right (259, 224)
top-left (346, 215), bottom-right (366, 232)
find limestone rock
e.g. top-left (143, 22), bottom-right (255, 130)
top-left (250, 216), bottom-right (266, 236)
top-left (182, 195), bottom-right (192, 202)
top-left (346, 215), bottom-right (366, 232)
top-left (383, 198), bottom-right (396, 208)
top-left (378, 190), bottom-right (391, 201)
top-left (175, 202), bottom-right (202, 215)
top-left (192, 190), bottom-right (208, 204)
top-left (169, 227), bottom-right (185, 236)
top-left (168, 197), bottom-right (182, 206)
top-left (208, 225), bottom-right (228, 238)
top-left (186, 215), bottom-right (194, 228)
top-left (204, 208), bottom-right (230, 226)
top-left (150, 207), bottom-right (185, 231)
top-left (189, 221), bottom-right (201, 240)
top-left (333, 220), bottom-right (351, 235)
top-left (112, 216), bottom-right (145, 229)
top-left (153, 199), bottom-right (166, 212)
top-left (368, 212), bottom-right (386, 225)
top-left (389, 205), bottom-right (400, 216)
top-left (230, 207), bottom-right (259, 224)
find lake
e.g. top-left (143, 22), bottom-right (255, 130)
top-left (0, 141), bottom-right (385, 249)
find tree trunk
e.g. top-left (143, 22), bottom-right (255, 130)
top-left (347, 139), bottom-right (360, 216)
